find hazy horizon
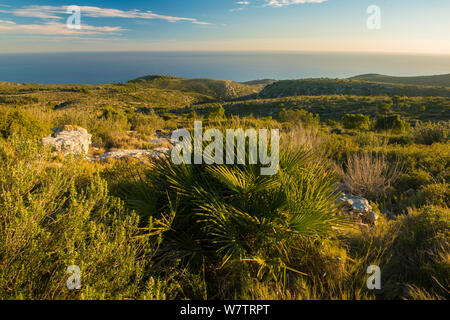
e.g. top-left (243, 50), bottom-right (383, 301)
top-left (1, 51), bottom-right (449, 84)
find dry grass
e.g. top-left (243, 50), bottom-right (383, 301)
top-left (284, 124), bottom-right (323, 153)
top-left (338, 152), bottom-right (402, 200)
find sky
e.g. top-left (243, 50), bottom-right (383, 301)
top-left (0, 0), bottom-right (449, 54)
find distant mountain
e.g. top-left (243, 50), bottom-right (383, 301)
top-left (259, 78), bottom-right (450, 99)
top-left (128, 75), bottom-right (265, 101)
top-left (350, 73), bottom-right (450, 87)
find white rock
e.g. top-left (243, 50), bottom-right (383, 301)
top-left (149, 138), bottom-right (170, 145)
top-left (97, 148), bottom-right (170, 161)
top-left (42, 125), bottom-right (92, 155)
top-left (338, 194), bottom-right (378, 224)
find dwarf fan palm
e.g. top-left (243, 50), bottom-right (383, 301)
top-left (125, 132), bottom-right (345, 285)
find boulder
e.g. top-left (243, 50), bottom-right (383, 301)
top-left (42, 125), bottom-right (92, 155)
top-left (338, 194), bottom-right (379, 224)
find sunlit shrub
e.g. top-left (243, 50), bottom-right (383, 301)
top-left (418, 183), bottom-right (450, 207)
top-left (375, 114), bottom-right (410, 134)
top-left (411, 121), bottom-right (449, 145)
top-left (0, 138), bottom-right (155, 299)
top-left (0, 108), bottom-right (51, 139)
top-left (206, 104), bottom-right (225, 119)
top-left (380, 206), bottom-right (449, 299)
top-left (279, 108), bottom-right (319, 127)
top-left (342, 114), bottom-right (371, 131)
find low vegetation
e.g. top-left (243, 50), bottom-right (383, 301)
top-left (0, 75), bottom-right (448, 300)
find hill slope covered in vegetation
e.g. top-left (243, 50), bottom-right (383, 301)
top-left (129, 75), bottom-right (264, 101)
top-left (350, 73), bottom-right (450, 87)
top-left (0, 73), bottom-right (448, 301)
top-left (259, 78), bottom-right (450, 98)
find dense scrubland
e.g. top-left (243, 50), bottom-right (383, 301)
top-left (0, 74), bottom-right (448, 300)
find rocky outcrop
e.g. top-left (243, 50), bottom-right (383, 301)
top-left (97, 148), bottom-right (170, 161)
top-left (42, 125), bottom-right (92, 155)
top-left (338, 194), bottom-right (379, 225)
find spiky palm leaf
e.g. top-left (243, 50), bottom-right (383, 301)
top-left (122, 135), bottom-right (345, 283)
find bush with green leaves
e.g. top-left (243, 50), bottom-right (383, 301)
top-left (396, 169), bottom-right (433, 191)
top-left (99, 106), bottom-right (127, 122)
top-left (206, 104), bottom-right (225, 119)
top-left (381, 143), bottom-right (449, 183)
top-left (418, 183), bottom-right (450, 207)
top-left (375, 114), bottom-right (410, 134)
top-left (411, 121), bottom-right (449, 145)
top-left (128, 112), bottom-right (164, 135)
top-left (279, 108), bottom-right (319, 127)
top-left (326, 119), bottom-right (339, 127)
top-left (379, 206), bottom-right (449, 299)
top-left (342, 114), bottom-right (371, 131)
top-left (0, 138), bottom-right (158, 299)
top-left (0, 108), bottom-right (51, 139)
top-left (346, 205), bottom-right (449, 300)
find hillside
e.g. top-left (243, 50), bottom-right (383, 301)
top-left (129, 75), bottom-right (264, 101)
top-left (259, 78), bottom-right (450, 99)
top-left (1, 73), bottom-right (449, 301)
top-left (240, 79), bottom-right (277, 86)
top-left (350, 73), bottom-right (450, 87)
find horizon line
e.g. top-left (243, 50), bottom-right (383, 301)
top-left (1, 50), bottom-right (450, 56)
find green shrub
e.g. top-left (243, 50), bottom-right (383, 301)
top-left (326, 119), bottom-right (339, 127)
top-left (0, 138), bottom-right (157, 299)
top-left (128, 112), bottom-right (164, 135)
top-left (396, 169), bottom-right (433, 191)
top-left (418, 183), bottom-right (450, 207)
top-left (91, 107), bottom-right (130, 148)
top-left (380, 206), bottom-right (449, 299)
top-left (99, 106), bottom-right (127, 122)
top-left (354, 132), bottom-right (387, 148)
top-left (342, 114), bottom-right (371, 131)
top-left (206, 104), bottom-right (225, 119)
top-left (323, 133), bottom-right (359, 163)
top-left (0, 108), bottom-right (50, 139)
top-left (279, 108), bottom-right (319, 127)
top-left (411, 121), bottom-right (449, 145)
top-left (0, 96), bottom-right (39, 105)
top-left (381, 143), bottom-right (449, 182)
top-left (379, 103), bottom-right (392, 112)
top-left (375, 114), bottom-right (410, 134)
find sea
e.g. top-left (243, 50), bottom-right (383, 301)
top-left (0, 51), bottom-right (449, 84)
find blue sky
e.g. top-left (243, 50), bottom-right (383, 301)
top-left (0, 0), bottom-right (449, 54)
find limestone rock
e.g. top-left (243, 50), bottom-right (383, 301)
top-left (338, 194), bottom-right (378, 224)
top-left (42, 125), bottom-right (92, 155)
top-left (97, 148), bottom-right (170, 161)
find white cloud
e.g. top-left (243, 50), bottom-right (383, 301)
top-left (4, 5), bottom-right (210, 25)
top-left (230, 1), bottom-right (250, 12)
top-left (0, 19), bottom-right (15, 25)
top-left (11, 6), bottom-right (64, 19)
top-left (265, 0), bottom-right (327, 7)
top-left (0, 5), bottom-right (210, 38)
top-left (0, 20), bottom-right (123, 35)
